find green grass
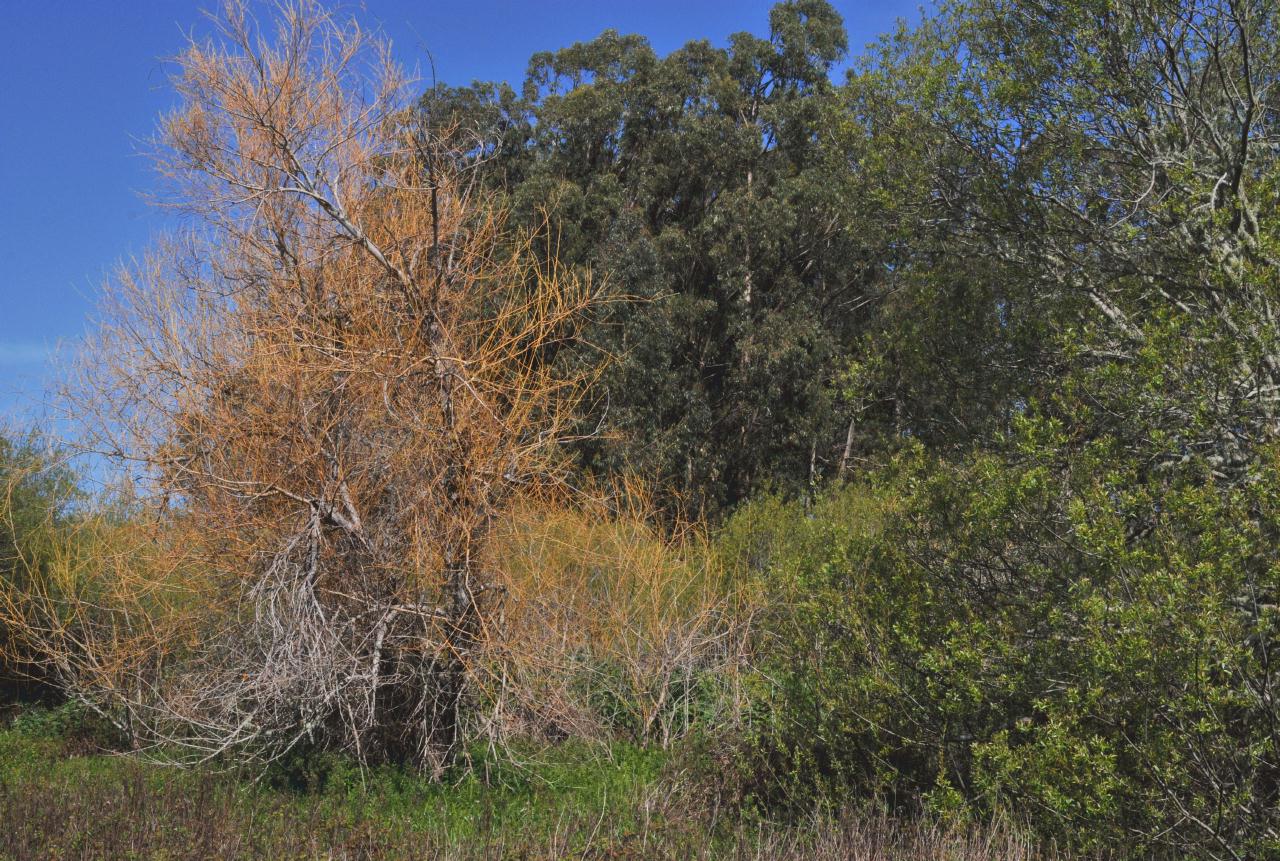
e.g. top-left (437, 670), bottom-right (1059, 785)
top-left (0, 705), bottom-right (1068, 860)
top-left (0, 707), bottom-right (684, 859)
top-left (258, 740), bottom-right (672, 845)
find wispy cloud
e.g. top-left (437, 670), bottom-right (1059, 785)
top-left (0, 341), bottom-right (55, 366)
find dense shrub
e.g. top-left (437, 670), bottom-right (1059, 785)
top-left (733, 427), bottom-right (1280, 859)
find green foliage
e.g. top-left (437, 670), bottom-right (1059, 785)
top-left (0, 433), bottom-right (77, 578)
top-left (418, 2), bottom-right (1007, 514)
top-left (8, 702), bottom-right (93, 741)
top-left (0, 432), bottom-right (77, 700)
top-left (735, 425), bottom-right (1280, 857)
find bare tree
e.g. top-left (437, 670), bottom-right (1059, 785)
top-left (50, 0), bottom-right (594, 772)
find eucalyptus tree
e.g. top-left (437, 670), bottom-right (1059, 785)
top-left (420, 2), bottom-right (905, 513)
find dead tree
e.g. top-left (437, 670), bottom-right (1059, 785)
top-left (57, 0), bottom-right (593, 773)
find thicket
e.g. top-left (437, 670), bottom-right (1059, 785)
top-left (4, 0), bottom-right (1280, 858)
top-left (730, 438), bottom-right (1280, 857)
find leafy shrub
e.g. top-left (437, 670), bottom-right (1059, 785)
top-left (0, 432), bottom-right (78, 703)
top-left (733, 427), bottom-right (1280, 858)
top-left (9, 702), bottom-right (91, 740)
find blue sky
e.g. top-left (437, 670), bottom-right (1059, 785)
top-left (0, 0), bottom-right (922, 425)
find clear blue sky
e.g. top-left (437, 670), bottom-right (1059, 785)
top-left (0, 0), bottom-right (923, 425)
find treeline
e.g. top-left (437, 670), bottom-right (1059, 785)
top-left (3, 0), bottom-right (1280, 858)
top-left (420, 0), bottom-right (1043, 514)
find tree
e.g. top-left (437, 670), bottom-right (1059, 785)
top-left (736, 1), bottom-right (1280, 853)
top-left (879, 0), bottom-right (1280, 482)
top-left (420, 2), bottom-right (880, 513)
top-left (52, 0), bottom-right (593, 772)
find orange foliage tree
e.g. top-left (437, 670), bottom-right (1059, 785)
top-left (58, 0), bottom-right (594, 771)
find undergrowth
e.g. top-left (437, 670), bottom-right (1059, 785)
top-left (0, 705), bottom-right (1074, 860)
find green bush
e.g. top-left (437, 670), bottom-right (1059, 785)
top-left (8, 702), bottom-right (92, 740)
top-left (731, 427), bottom-right (1280, 858)
top-left (0, 432), bottom-right (78, 702)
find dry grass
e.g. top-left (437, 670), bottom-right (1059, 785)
top-left (476, 489), bottom-right (753, 748)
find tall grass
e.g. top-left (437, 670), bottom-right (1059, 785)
top-left (477, 492), bottom-right (753, 748)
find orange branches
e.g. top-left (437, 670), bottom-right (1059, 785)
top-left (50, 0), bottom-right (596, 772)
